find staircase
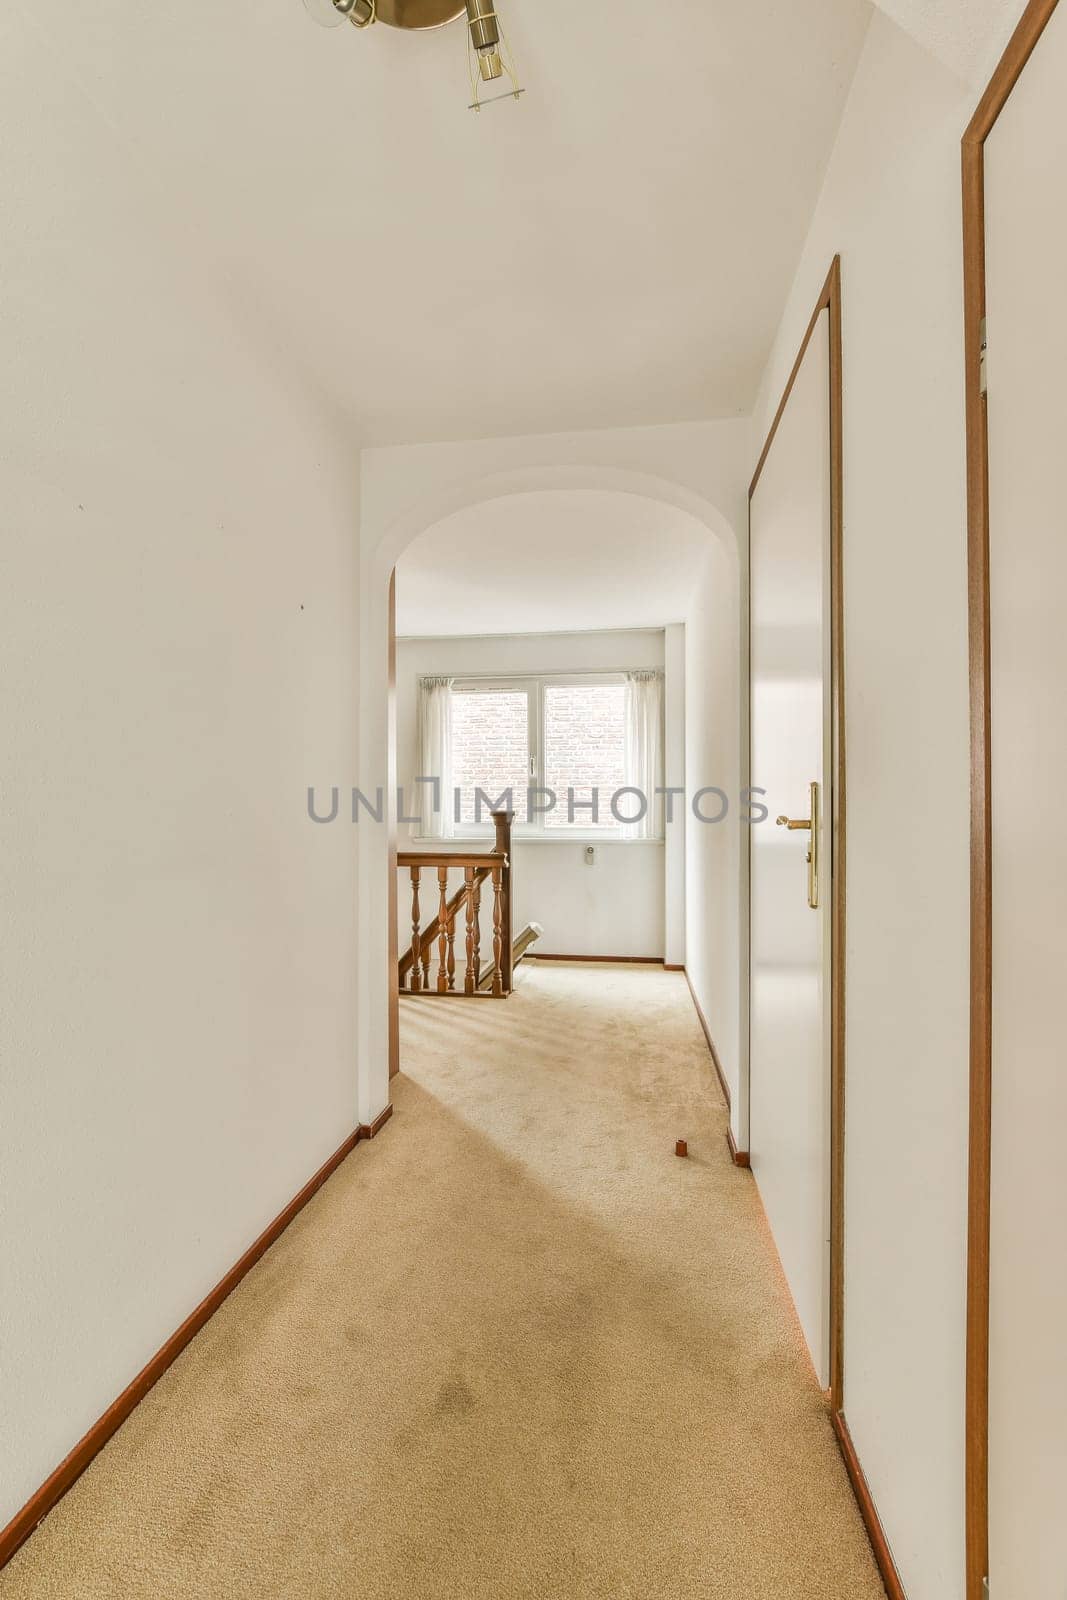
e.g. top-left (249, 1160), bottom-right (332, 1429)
top-left (398, 811), bottom-right (540, 999)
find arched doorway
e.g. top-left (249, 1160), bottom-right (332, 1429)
top-left (356, 462), bottom-right (746, 1142)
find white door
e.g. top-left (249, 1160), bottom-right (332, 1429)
top-left (750, 312), bottom-right (833, 1385)
top-left (985, 6), bottom-right (1067, 1593)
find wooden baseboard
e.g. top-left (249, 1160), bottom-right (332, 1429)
top-left (664, 963), bottom-right (685, 972)
top-left (361, 1105), bottom-right (394, 1139)
top-left (681, 967), bottom-right (732, 1112)
top-left (0, 1104), bottom-right (394, 1573)
top-left (527, 953), bottom-right (665, 965)
top-left (832, 1411), bottom-right (907, 1600)
top-left (726, 1127), bottom-right (751, 1168)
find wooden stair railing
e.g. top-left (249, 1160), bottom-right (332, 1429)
top-left (398, 811), bottom-right (514, 999)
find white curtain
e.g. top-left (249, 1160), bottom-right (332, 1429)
top-left (623, 671), bottom-right (664, 840)
top-left (416, 676), bottom-right (454, 840)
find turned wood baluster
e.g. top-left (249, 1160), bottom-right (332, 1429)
top-left (409, 866), bottom-right (422, 994)
top-left (464, 866), bottom-right (478, 995)
top-left (472, 875), bottom-right (482, 989)
top-left (445, 905), bottom-right (457, 991)
top-left (436, 867), bottom-right (450, 994)
top-left (491, 862), bottom-right (504, 998)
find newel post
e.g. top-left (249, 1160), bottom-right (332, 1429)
top-left (492, 810), bottom-right (514, 994)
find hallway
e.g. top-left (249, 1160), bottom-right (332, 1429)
top-left (1, 964), bottom-right (883, 1599)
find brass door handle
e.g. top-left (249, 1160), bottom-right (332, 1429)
top-left (775, 781), bottom-right (820, 910)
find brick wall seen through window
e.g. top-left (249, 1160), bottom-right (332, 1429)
top-left (543, 683), bottom-right (626, 831)
top-left (451, 690), bottom-right (531, 825)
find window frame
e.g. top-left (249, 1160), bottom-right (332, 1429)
top-left (448, 676), bottom-right (539, 835)
top-left (433, 669), bottom-right (661, 844)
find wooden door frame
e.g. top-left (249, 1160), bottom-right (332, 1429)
top-left (748, 255), bottom-right (846, 1413)
top-left (962, 5), bottom-right (1060, 1597)
top-left (388, 568), bottom-right (400, 1080)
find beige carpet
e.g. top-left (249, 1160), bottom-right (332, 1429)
top-left (1, 963), bottom-right (885, 1599)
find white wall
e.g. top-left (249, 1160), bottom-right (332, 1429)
top-left (684, 549), bottom-right (744, 1125)
top-left (0, 21), bottom-right (362, 1530)
top-left (750, 14), bottom-right (978, 1596)
top-left (396, 630), bottom-right (667, 959)
top-left (663, 624), bottom-right (687, 968)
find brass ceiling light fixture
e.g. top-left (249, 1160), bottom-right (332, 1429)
top-left (303, 0), bottom-right (377, 29)
top-left (303, 0), bottom-right (524, 110)
top-left (462, 1), bottom-right (524, 112)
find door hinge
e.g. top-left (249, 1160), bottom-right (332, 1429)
top-left (982, 1577), bottom-right (990, 1600)
top-left (979, 317), bottom-right (988, 395)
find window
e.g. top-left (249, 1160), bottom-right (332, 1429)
top-left (435, 672), bottom-right (661, 838)
top-left (543, 681), bottom-right (627, 831)
top-left (451, 684), bottom-right (534, 827)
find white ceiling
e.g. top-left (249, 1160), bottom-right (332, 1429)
top-left (396, 489), bottom-right (715, 635)
top-left (872, 0), bottom-right (1023, 84)
top-left (15, 0), bottom-right (875, 447)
